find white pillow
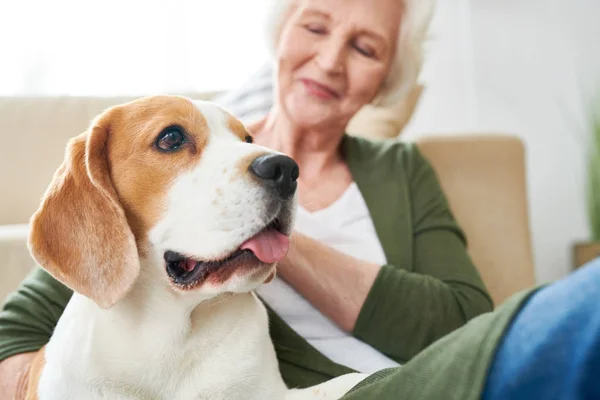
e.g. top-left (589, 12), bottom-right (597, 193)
top-left (347, 84), bottom-right (423, 140)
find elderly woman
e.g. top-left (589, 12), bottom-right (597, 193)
top-left (242, 0), bottom-right (495, 374)
top-left (0, 0), bottom-right (498, 396)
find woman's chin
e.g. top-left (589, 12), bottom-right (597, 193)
top-left (284, 97), bottom-right (345, 130)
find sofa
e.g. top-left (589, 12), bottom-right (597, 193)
top-left (0, 93), bottom-right (535, 307)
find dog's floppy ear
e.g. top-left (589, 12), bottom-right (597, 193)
top-left (28, 110), bottom-right (140, 309)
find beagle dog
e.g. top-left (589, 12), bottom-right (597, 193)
top-left (21, 95), bottom-right (366, 400)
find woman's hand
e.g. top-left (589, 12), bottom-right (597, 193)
top-left (276, 231), bottom-right (380, 332)
top-left (0, 352), bottom-right (36, 400)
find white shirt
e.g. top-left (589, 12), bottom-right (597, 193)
top-left (256, 182), bottom-right (401, 374)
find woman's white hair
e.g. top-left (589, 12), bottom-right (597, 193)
top-left (264, 0), bottom-right (436, 108)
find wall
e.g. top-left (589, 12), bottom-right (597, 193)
top-left (404, 0), bottom-right (600, 283)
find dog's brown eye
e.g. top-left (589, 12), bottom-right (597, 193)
top-left (244, 135), bottom-right (253, 144)
top-left (156, 126), bottom-right (186, 152)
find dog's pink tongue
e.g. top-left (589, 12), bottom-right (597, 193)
top-left (240, 229), bottom-right (290, 263)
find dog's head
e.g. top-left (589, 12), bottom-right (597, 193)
top-left (27, 95), bottom-right (298, 308)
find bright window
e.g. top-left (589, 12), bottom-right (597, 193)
top-left (0, 0), bottom-right (271, 96)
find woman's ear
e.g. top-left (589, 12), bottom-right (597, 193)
top-left (27, 111), bottom-right (140, 309)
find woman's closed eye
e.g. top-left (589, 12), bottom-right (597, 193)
top-left (353, 43), bottom-right (376, 58)
top-left (353, 36), bottom-right (383, 59)
top-left (303, 23), bottom-right (379, 59)
top-left (304, 23), bottom-right (327, 35)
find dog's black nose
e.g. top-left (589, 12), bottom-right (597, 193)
top-left (249, 154), bottom-right (299, 198)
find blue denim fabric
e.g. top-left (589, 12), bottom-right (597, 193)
top-left (483, 257), bottom-right (600, 399)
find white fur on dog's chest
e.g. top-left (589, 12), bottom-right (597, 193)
top-left (39, 290), bottom-right (287, 400)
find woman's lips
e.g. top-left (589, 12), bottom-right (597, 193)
top-left (300, 78), bottom-right (340, 100)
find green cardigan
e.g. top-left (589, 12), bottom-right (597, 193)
top-left (0, 135), bottom-right (535, 398)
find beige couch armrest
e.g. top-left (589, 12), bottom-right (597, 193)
top-left (416, 134), bottom-right (535, 305)
top-left (0, 225), bottom-right (37, 304)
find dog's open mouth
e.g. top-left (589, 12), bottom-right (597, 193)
top-left (165, 218), bottom-right (290, 289)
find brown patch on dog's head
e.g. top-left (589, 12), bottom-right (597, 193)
top-left (227, 115), bottom-right (253, 143)
top-left (27, 95), bottom-right (212, 308)
top-left (107, 96), bottom-right (210, 253)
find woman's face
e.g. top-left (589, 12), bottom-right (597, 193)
top-left (275, 0), bottom-right (402, 129)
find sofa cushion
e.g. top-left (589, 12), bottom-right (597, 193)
top-left (0, 224), bottom-right (32, 304)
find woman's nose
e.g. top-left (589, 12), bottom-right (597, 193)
top-left (316, 37), bottom-right (345, 74)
